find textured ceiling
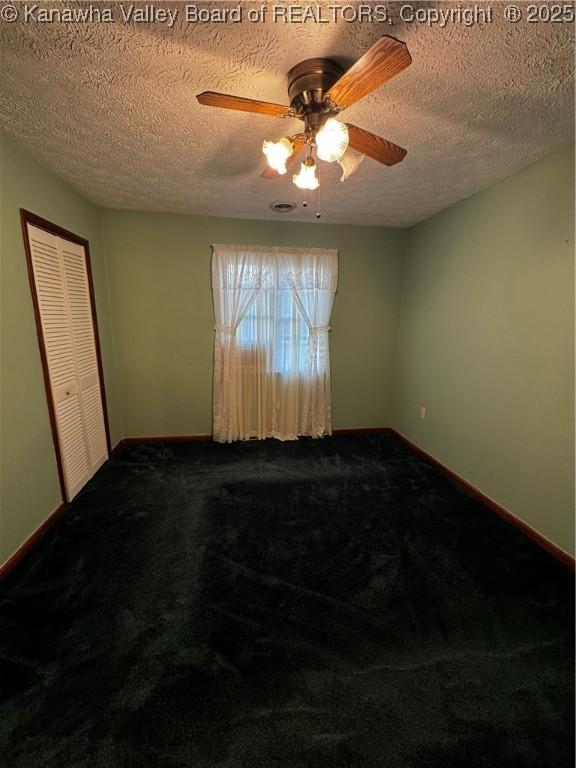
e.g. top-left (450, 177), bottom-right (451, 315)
top-left (0, 1), bottom-right (574, 226)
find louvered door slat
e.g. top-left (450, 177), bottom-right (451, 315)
top-left (61, 241), bottom-right (108, 472)
top-left (55, 394), bottom-right (90, 496)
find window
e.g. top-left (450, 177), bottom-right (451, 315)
top-left (212, 244), bottom-right (338, 442)
top-left (237, 289), bottom-right (310, 374)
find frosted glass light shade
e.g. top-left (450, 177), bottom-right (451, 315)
top-left (262, 137), bottom-right (293, 174)
top-left (293, 160), bottom-right (319, 190)
top-left (338, 148), bottom-right (365, 182)
top-left (316, 119), bottom-right (349, 163)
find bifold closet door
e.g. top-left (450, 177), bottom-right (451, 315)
top-left (27, 223), bottom-right (108, 501)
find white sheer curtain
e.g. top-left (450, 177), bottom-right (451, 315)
top-left (212, 244), bottom-right (338, 443)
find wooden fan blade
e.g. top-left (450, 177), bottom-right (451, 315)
top-left (346, 124), bottom-right (407, 166)
top-left (196, 91), bottom-right (291, 118)
top-left (326, 36), bottom-right (411, 109)
top-left (261, 136), bottom-right (306, 179)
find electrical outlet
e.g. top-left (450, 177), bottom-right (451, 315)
top-left (420, 406), bottom-right (427, 419)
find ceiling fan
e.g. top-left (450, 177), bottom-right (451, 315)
top-left (196, 35), bottom-right (412, 195)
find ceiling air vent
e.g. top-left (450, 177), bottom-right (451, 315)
top-left (269, 201), bottom-right (296, 213)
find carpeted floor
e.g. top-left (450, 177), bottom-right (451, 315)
top-left (0, 432), bottom-right (573, 767)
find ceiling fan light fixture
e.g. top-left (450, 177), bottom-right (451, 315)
top-left (262, 137), bottom-right (293, 175)
top-left (293, 158), bottom-right (319, 190)
top-left (197, 35), bottom-right (412, 197)
top-left (316, 119), bottom-right (349, 163)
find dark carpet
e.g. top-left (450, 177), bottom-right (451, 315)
top-left (0, 433), bottom-right (573, 767)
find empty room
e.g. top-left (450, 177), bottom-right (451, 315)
top-left (0, 3), bottom-right (574, 766)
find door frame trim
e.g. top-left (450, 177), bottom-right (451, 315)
top-left (20, 209), bottom-right (112, 502)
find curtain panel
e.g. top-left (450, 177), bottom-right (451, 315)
top-left (211, 244), bottom-right (338, 443)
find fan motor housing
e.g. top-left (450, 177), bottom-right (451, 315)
top-left (287, 58), bottom-right (343, 124)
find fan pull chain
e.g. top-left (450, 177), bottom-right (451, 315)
top-left (300, 179), bottom-right (321, 218)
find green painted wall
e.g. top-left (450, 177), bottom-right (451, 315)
top-left (101, 211), bottom-right (404, 437)
top-left (0, 133), bottom-right (120, 563)
top-left (393, 144), bottom-right (575, 555)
